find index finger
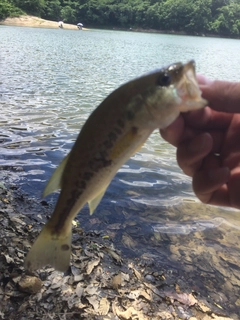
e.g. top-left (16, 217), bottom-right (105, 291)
top-left (160, 115), bottom-right (184, 146)
top-left (160, 106), bottom-right (232, 147)
top-left (183, 106), bottom-right (233, 130)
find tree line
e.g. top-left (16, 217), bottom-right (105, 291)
top-left (1, 0), bottom-right (240, 37)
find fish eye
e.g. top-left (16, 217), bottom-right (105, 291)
top-left (157, 73), bottom-right (172, 87)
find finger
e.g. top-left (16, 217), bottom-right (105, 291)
top-left (160, 115), bottom-right (184, 146)
top-left (176, 133), bottom-right (213, 176)
top-left (192, 167), bottom-right (230, 206)
top-left (182, 107), bottom-right (211, 128)
top-left (221, 116), bottom-right (240, 159)
top-left (183, 106), bottom-right (233, 130)
top-left (193, 168), bottom-right (240, 209)
top-left (160, 113), bottom-right (208, 147)
top-left (198, 185), bottom-right (230, 207)
top-left (226, 167), bottom-right (240, 208)
top-left (223, 151), bottom-right (240, 170)
top-left (197, 74), bottom-right (213, 86)
top-left (161, 107), bottom-right (232, 148)
top-left (200, 80), bottom-right (240, 114)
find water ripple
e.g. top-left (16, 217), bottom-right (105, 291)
top-left (152, 217), bottom-right (240, 234)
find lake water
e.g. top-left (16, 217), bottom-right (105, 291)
top-left (1, 26), bottom-right (240, 313)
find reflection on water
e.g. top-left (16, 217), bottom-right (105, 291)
top-left (1, 26), bottom-right (240, 313)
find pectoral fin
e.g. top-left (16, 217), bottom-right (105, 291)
top-left (43, 154), bottom-right (70, 197)
top-left (88, 188), bottom-right (107, 215)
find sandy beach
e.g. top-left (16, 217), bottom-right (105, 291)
top-left (0, 15), bottom-right (87, 30)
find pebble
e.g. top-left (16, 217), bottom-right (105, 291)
top-left (145, 274), bottom-right (155, 282)
top-left (18, 275), bottom-right (42, 294)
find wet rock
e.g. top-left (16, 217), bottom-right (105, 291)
top-left (40, 200), bottom-right (48, 206)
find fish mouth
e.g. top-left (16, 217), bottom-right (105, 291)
top-left (176, 60), bottom-right (207, 111)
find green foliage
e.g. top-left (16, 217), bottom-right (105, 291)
top-left (60, 5), bottom-right (76, 22)
top-left (160, 0), bottom-right (193, 30)
top-left (210, 3), bottom-right (240, 35)
top-left (2, 0), bottom-right (240, 37)
top-left (11, 0), bottom-right (45, 16)
top-left (0, 0), bottom-right (24, 19)
top-left (42, 0), bottom-right (61, 21)
top-left (185, 0), bottom-right (212, 33)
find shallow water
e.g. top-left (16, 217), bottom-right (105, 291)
top-left (1, 26), bottom-right (240, 311)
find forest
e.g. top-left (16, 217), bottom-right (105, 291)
top-left (1, 0), bottom-right (240, 37)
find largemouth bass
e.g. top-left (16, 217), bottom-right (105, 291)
top-left (25, 60), bottom-right (207, 271)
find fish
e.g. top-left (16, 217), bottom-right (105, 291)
top-left (24, 60), bottom-right (207, 272)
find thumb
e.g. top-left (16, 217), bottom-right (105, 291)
top-left (199, 78), bottom-right (240, 114)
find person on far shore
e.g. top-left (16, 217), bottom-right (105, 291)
top-left (58, 21), bottom-right (64, 28)
top-left (77, 23), bottom-right (83, 30)
top-left (160, 75), bottom-right (240, 210)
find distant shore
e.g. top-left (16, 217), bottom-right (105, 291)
top-left (0, 15), bottom-right (88, 30)
top-left (0, 15), bottom-right (235, 39)
top-left (0, 15), bottom-right (207, 36)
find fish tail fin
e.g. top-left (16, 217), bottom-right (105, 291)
top-left (24, 223), bottom-right (72, 272)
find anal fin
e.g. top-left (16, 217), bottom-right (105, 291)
top-left (88, 188), bottom-right (107, 215)
top-left (43, 153), bottom-right (70, 197)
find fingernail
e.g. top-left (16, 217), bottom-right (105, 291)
top-left (208, 167), bottom-right (230, 182)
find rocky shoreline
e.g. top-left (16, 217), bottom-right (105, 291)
top-left (0, 167), bottom-right (238, 319)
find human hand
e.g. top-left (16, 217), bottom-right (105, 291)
top-left (160, 76), bottom-right (240, 209)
